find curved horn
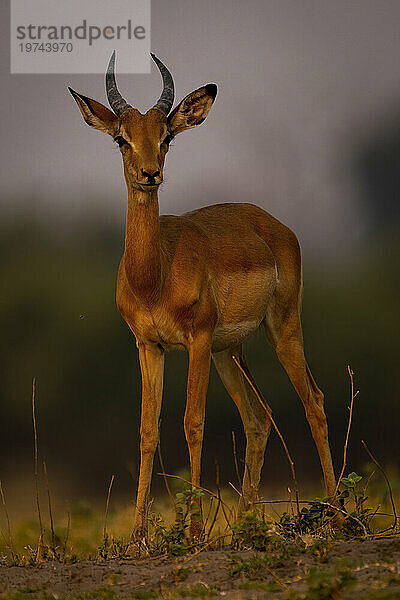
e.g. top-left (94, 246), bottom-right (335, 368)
top-left (151, 53), bottom-right (175, 115)
top-left (105, 51), bottom-right (132, 116)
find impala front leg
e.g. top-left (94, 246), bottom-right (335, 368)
top-left (184, 334), bottom-right (212, 536)
top-left (133, 342), bottom-right (165, 538)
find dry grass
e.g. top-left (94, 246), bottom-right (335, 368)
top-left (0, 370), bottom-right (399, 600)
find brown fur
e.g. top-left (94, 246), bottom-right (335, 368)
top-left (70, 78), bottom-right (336, 536)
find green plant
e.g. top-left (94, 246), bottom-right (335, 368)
top-left (278, 471), bottom-right (374, 538)
top-left (231, 511), bottom-right (272, 551)
top-left (229, 535), bottom-right (301, 579)
top-left (305, 561), bottom-right (356, 600)
top-left (279, 500), bottom-right (334, 536)
top-left (309, 538), bottom-right (333, 563)
top-left (229, 554), bottom-right (268, 578)
top-left (151, 488), bottom-right (205, 556)
top-left (337, 471), bottom-right (374, 536)
top-left (98, 534), bottom-right (129, 560)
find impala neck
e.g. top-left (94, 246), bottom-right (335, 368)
top-left (123, 187), bottom-right (162, 303)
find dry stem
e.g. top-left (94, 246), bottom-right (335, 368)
top-left (43, 460), bottom-right (57, 558)
top-left (0, 480), bottom-right (15, 560)
top-left (103, 474), bottom-right (115, 541)
top-left (157, 471), bottom-right (233, 528)
top-left (361, 440), bottom-right (398, 531)
top-left (231, 431), bottom-right (242, 490)
top-left (333, 365), bottom-right (359, 499)
top-left (62, 511), bottom-right (71, 562)
top-left (206, 463), bottom-right (223, 539)
top-left (157, 441), bottom-right (174, 504)
top-left (231, 354), bottom-right (300, 517)
top-left (318, 501), bottom-right (368, 536)
top-left (32, 377), bottom-right (44, 556)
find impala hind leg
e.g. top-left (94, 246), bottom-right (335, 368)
top-left (132, 343), bottom-right (165, 540)
top-left (212, 346), bottom-right (272, 512)
top-left (265, 315), bottom-right (336, 498)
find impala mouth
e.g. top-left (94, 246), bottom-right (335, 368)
top-left (136, 182), bottom-right (161, 192)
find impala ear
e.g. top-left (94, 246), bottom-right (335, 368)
top-left (167, 84), bottom-right (217, 135)
top-left (68, 87), bottom-right (118, 135)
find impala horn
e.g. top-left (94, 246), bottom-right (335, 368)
top-left (105, 51), bottom-right (132, 116)
top-left (151, 53), bottom-right (175, 115)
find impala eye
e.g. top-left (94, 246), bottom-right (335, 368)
top-left (114, 136), bottom-right (127, 147)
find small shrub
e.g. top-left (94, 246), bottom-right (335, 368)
top-left (306, 561), bottom-right (356, 600)
top-left (232, 511), bottom-right (272, 551)
top-left (151, 488), bottom-right (205, 556)
top-left (309, 538), bottom-right (333, 563)
top-left (229, 554), bottom-right (268, 578)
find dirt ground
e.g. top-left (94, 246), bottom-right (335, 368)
top-left (1, 538), bottom-right (400, 599)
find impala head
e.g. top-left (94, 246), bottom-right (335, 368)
top-left (69, 52), bottom-right (217, 193)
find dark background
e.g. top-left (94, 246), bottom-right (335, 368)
top-left (0, 0), bottom-right (399, 506)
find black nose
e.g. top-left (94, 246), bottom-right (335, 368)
top-left (141, 169), bottom-right (160, 184)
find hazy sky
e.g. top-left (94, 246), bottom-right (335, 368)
top-left (1, 0), bottom-right (399, 254)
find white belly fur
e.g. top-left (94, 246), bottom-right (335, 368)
top-left (212, 318), bottom-right (261, 352)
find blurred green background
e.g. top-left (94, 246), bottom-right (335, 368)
top-left (0, 174), bottom-right (398, 503)
top-left (0, 0), bottom-right (399, 507)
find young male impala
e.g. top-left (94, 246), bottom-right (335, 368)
top-left (69, 52), bottom-right (337, 537)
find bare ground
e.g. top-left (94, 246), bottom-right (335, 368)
top-left (1, 538), bottom-right (400, 599)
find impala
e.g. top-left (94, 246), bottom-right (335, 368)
top-left (69, 52), bottom-right (337, 537)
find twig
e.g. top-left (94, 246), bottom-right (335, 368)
top-left (32, 377), bottom-right (44, 556)
top-left (207, 498), bottom-right (220, 540)
top-left (214, 462), bottom-right (233, 529)
top-left (228, 482), bottom-right (243, 497)
top-left (370, 504), bottom-right (381, 523)
top-left (375, 526), bottom-right (399, 536)
top-left (0, 480), bottom-right (15, 560)
top-left (287, 487), bottom-right (294, 518)
top-left (157, 472), bottom-right (229, 511)
top-left (201, 496), bottom-right (214, 538)
top-left (207, 463), bottom-right (222, 539)
top-left (62, 511), bottom-right (71, 562)
top-left (231, 431), bottom-right (242, 489)
top-left (333, 365), bottom-right (359, 499)
top-left (374, 512), bottom-right (399, 519)
top-left (369, 532), bottom-right (400, 540)
top-left (103, 474), bottom-right (115, 541)
top-left (43, 461), bottom-right (57, 559)
top-left (0, 528), bottom-right (12, 553)
top-left (157, 470), bottom-right (234, 530)
top-left (255, 499), bottom-right (312, 505)
top-left (361, 440), bottom-right (397, 531)
top-left (255, 497), bottom-right (398, 519)
top-left (364, 469), bottom-right (376, 495)
top-left (232, 355), bottom-right (300, 517)
top-left (318, 501), bottom-right (368, 536)
top-left (264, 564), bottom-right (290, 592)
top-left (157, 441), bottom-right (174, 505)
